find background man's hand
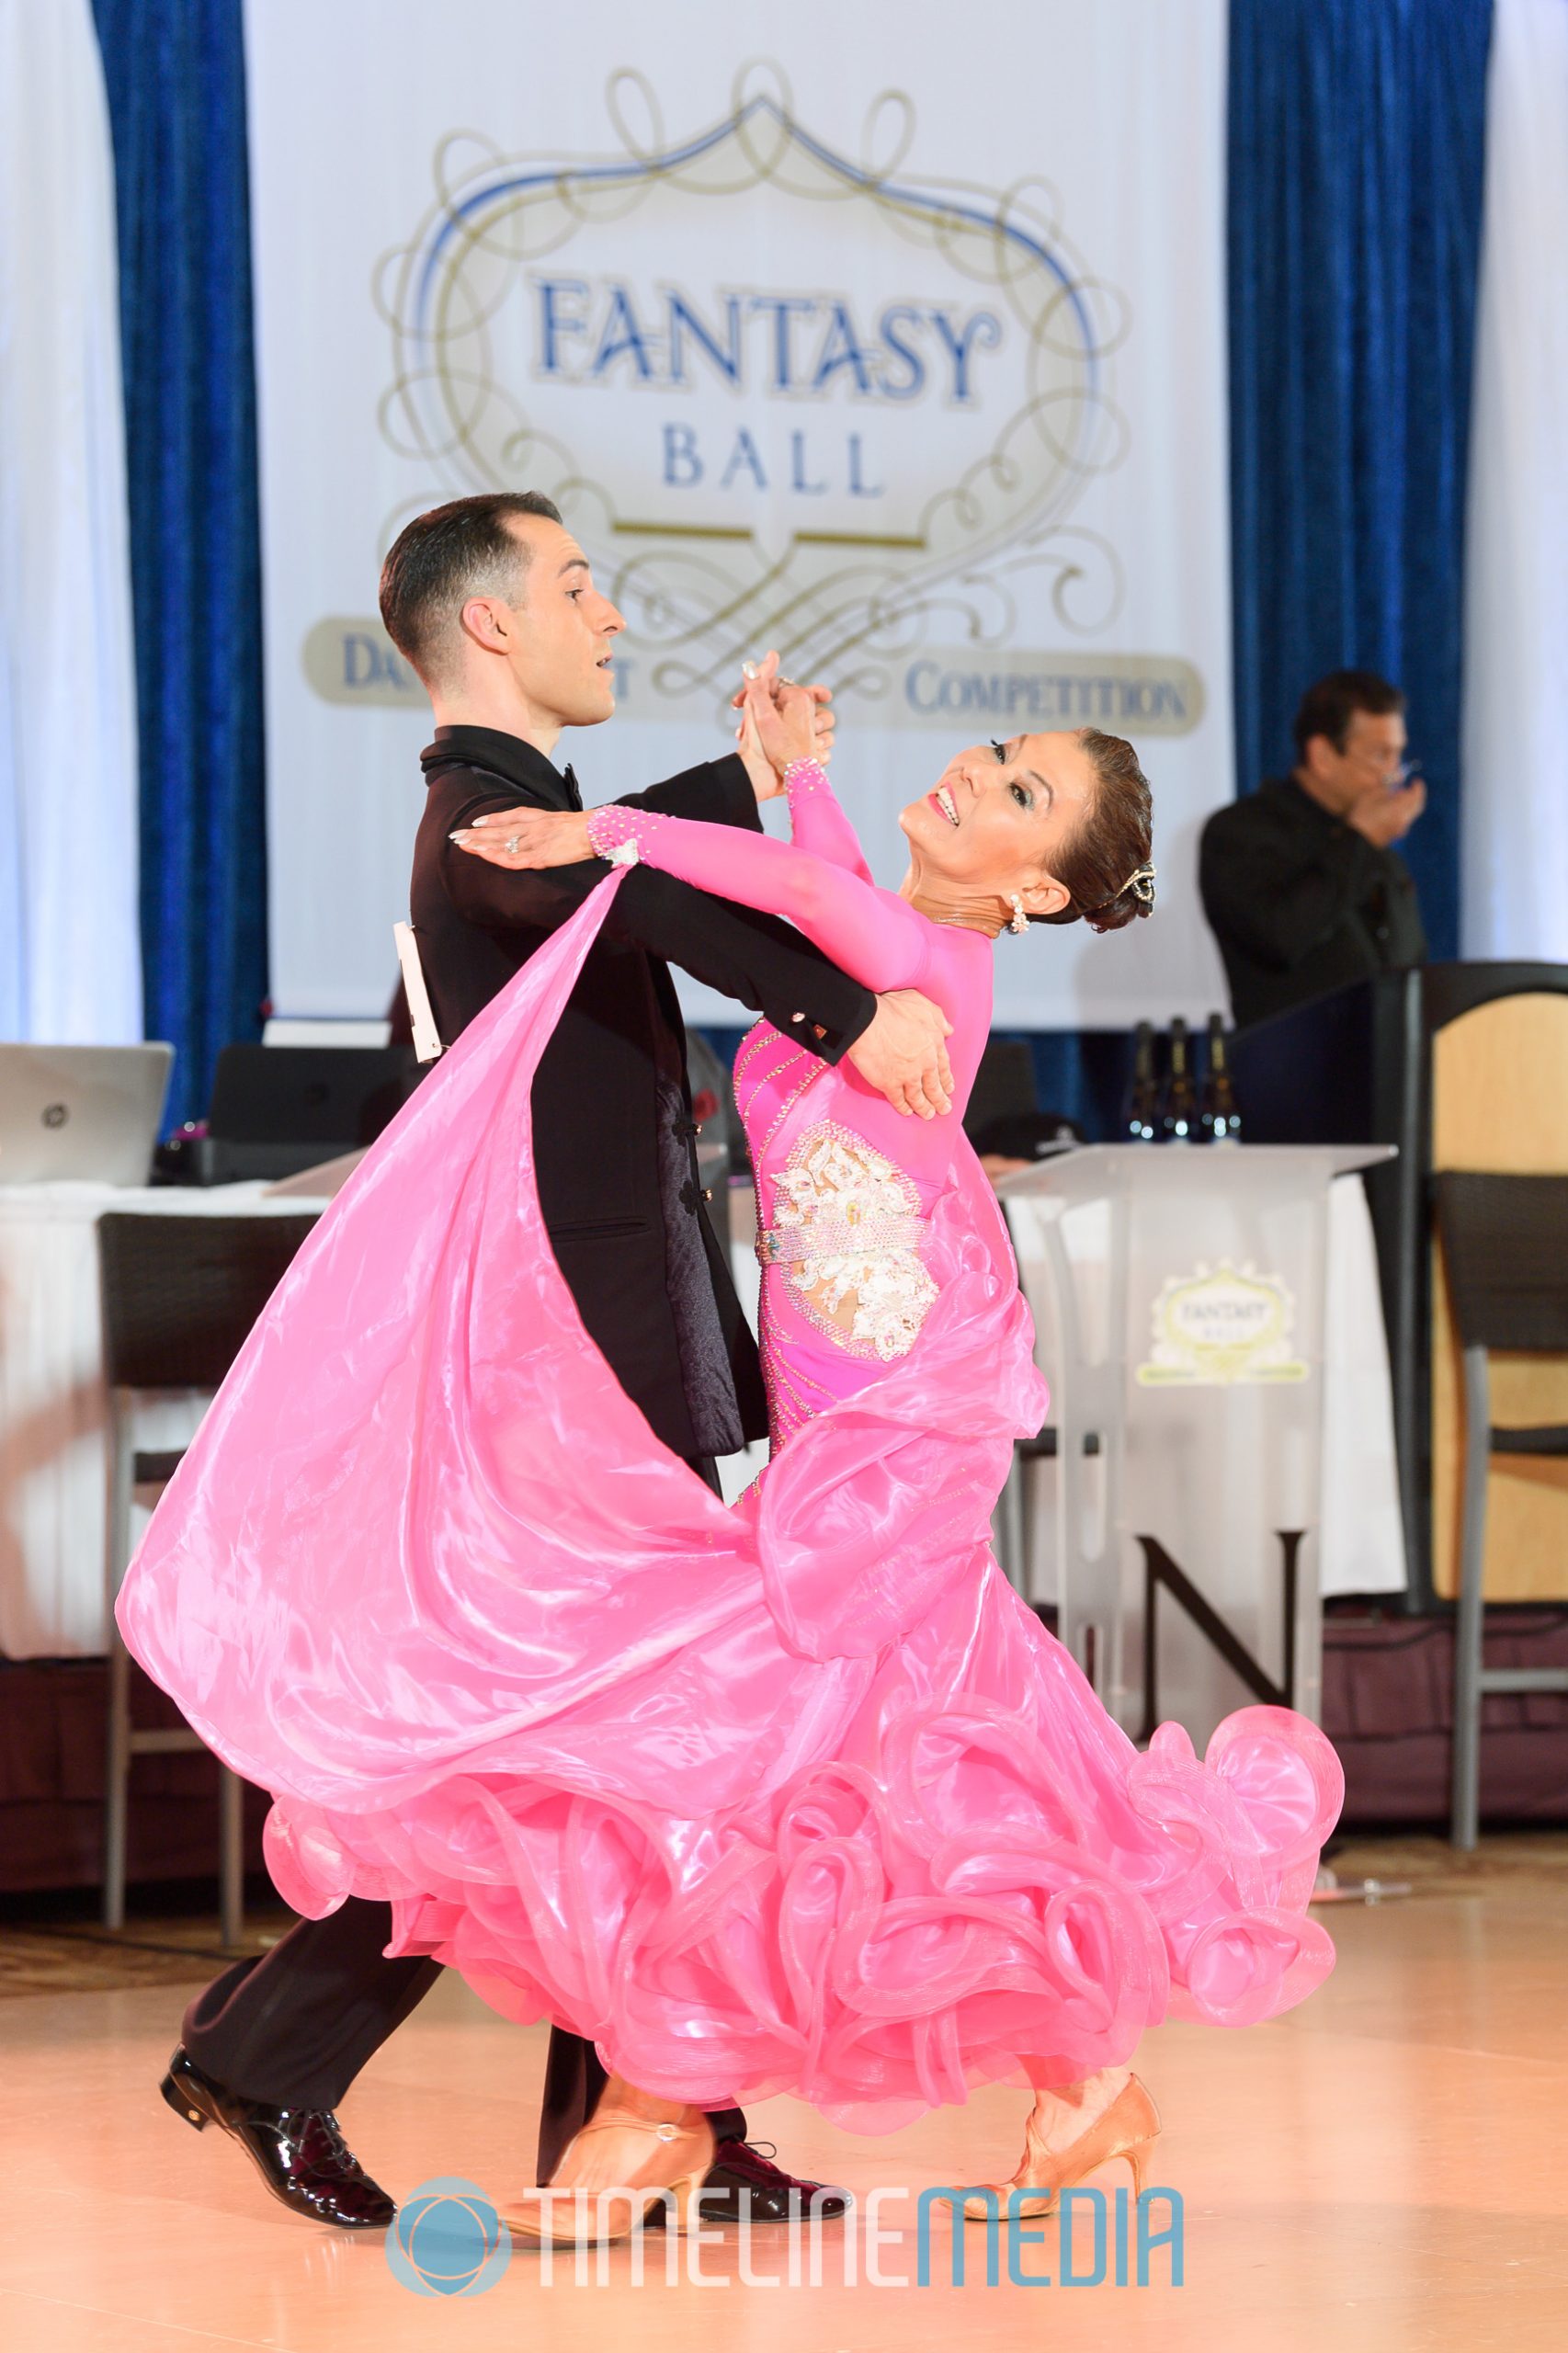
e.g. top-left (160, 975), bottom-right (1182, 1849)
top-left (1347, 778), bottom-right (1426, 848)
top-left (845, 988), bottom-right (955, 1119)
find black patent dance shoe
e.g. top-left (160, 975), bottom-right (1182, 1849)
top-left (160, 2045), bottom-right (396, 2229)
top-left (695, 2138), bottom-right (852, 2224)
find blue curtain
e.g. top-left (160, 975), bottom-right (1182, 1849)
top-left (91, 0), bottom-right (267, 1126)
top-left (1228, 0), bottom-right (1494, 962)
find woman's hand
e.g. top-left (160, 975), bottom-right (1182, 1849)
top-left (731, 650), bottom-right (835, 799)
top-left (737, 653), bottom-right (820, 778)
top-left (449, 809), bottom-right (595, 869)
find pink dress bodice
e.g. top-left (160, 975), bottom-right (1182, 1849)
top-left (586, 760), bottom-right (994, 1441)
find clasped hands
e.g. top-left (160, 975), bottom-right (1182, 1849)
top-left (448, 654), bottom-right (823, 875)
top-left (448, 653), bottom-right (953, 1118)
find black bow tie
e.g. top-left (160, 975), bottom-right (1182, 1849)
top-left (561, 764), bottom-right (582, 812)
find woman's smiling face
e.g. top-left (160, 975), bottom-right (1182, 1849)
top-left (899, 730), bottom-right (1100, 919)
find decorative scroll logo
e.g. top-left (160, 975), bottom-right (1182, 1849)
top-left (371, 64), bottom-right (1151, 721)
top-left (1136, 1262), bottom-right (1308, 1388)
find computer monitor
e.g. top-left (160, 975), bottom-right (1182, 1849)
top-left (199, 1045), bottom-right (420, 1181)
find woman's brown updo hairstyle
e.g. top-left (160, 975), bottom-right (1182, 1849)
top-left (1028, 727), bottom-right (1153, 936)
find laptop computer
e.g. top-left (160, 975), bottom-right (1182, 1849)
top-left (0, 1043), bottom-right (174, 1188)
top-left (191, 1045), bottom-right (421, 1183)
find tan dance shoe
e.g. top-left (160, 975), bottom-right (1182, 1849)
top-left (957, 2074), bottom-right (1161, 2222)
top-left (501, 2108), bottom-right (716, 2247)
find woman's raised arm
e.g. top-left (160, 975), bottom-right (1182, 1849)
top-left (581, 796), bottom-right (931, 998)
top-left (778, 756), bottom-right (876, 884)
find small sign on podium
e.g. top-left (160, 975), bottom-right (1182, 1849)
top-left (1137, 1260), bottom-right (1308, 1387)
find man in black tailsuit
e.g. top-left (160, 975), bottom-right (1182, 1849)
top-left (160, 493), bottom-right (955, 2229)
top-left (1199, 669), bottom-right (1427, 1029)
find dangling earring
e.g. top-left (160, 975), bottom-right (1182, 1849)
top-left (1008, 894), bottom-right (1029, 936)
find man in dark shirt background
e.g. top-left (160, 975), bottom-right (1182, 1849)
top-left (1199, 669), bottom-right (1428, 1029)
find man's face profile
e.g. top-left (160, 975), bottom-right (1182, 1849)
top-left (469, 515), bottom-right (625, 732)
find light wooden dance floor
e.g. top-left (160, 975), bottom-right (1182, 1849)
top-left (2, 1834), bottom-right (1565, 2353)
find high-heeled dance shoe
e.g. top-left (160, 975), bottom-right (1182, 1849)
top-left (957, 2074), bottom-right (1161, 2222)
top-left (501, 2108), bottom-right (716, 2247)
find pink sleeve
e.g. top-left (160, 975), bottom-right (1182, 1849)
top-left (780, 757), bottom-right (874, 883)
top-left (585, 794), bottom-right (930, 995)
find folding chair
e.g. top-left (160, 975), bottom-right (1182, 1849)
top-left (98, 1211), bottom-right (317, 1941)
top-left (1434, 1174), bottom-right (1568, 1848)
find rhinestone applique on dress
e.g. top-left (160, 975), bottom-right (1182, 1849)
top-left (764, 1120), bottom-right (937, 1362)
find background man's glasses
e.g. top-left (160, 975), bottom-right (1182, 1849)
top-left (1351, 751), bottom-right (1422, 785)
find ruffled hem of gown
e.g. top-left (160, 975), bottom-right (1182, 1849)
top-left (263, 1586), bottom-right (1342, 2135)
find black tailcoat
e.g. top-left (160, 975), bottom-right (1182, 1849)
top-left (411, 725), bottom-right (876, 1457)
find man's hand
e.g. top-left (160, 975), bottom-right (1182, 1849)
top-left (845, 989), bottom-right (955, 1119)
top-left (1347, 779), bottom-right (1426, 848)
top-left (449, 808), bottom-right (594, 868)
top-left (735, 695), bottom-right (785, 804)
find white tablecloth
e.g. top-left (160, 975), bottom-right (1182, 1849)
top-left (1318, 1175), bottom-right (1407, 1594)
top-left (0, 1181), bottom-right (328, 1658)
top-left (1, 1167), bottom-right (1403, 1658)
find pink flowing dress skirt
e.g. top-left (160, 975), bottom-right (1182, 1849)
top-left (119, 876), bottom-right (1341, 2131)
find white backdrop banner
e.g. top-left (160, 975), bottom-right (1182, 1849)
top-left (246, 0), bottom-right (1232, 1030)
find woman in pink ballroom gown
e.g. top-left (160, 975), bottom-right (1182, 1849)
top-left (117, 678), bottom-right (1342, 2235)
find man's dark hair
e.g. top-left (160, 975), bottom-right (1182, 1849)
top-left (1291, 669), bottom-right (1404, 762)
top-left (379, 491), bottom-right (563, 684)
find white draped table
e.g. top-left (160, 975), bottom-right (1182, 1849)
top-left (1, 1165), bottom-right (1403, 1660)
top-left (0, 1181), bottom-right (328, 1658)
top-left (994, 1166), bottom-right (1406, 1615)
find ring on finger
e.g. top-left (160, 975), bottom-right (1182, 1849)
top-left (506, 834), bottom-right (521, 854)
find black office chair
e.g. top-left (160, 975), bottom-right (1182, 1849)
top-left (97, 1212), bottom-right (318, 1941)
top-left (963, 1038), bottom-right (1040, 1147)
top-left (1434, 1174), bottom-right (1568, 1849)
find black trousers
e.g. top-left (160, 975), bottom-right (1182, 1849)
top-left (181, 1453), bottom-right (746, 2183)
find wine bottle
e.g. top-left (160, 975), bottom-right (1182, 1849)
top-left (1124, 1020), bottom-right (1158, 1142)
top-left (1158, 1017), bottom-right (1198, 1142)
top-left (1199, 1013), bottom-right (1242, 1142)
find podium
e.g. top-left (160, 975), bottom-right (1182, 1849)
top-left (997, 1143), bottom-right (1391, 1750)
top-left (1229, 964), bottom-right (1568, 1608)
